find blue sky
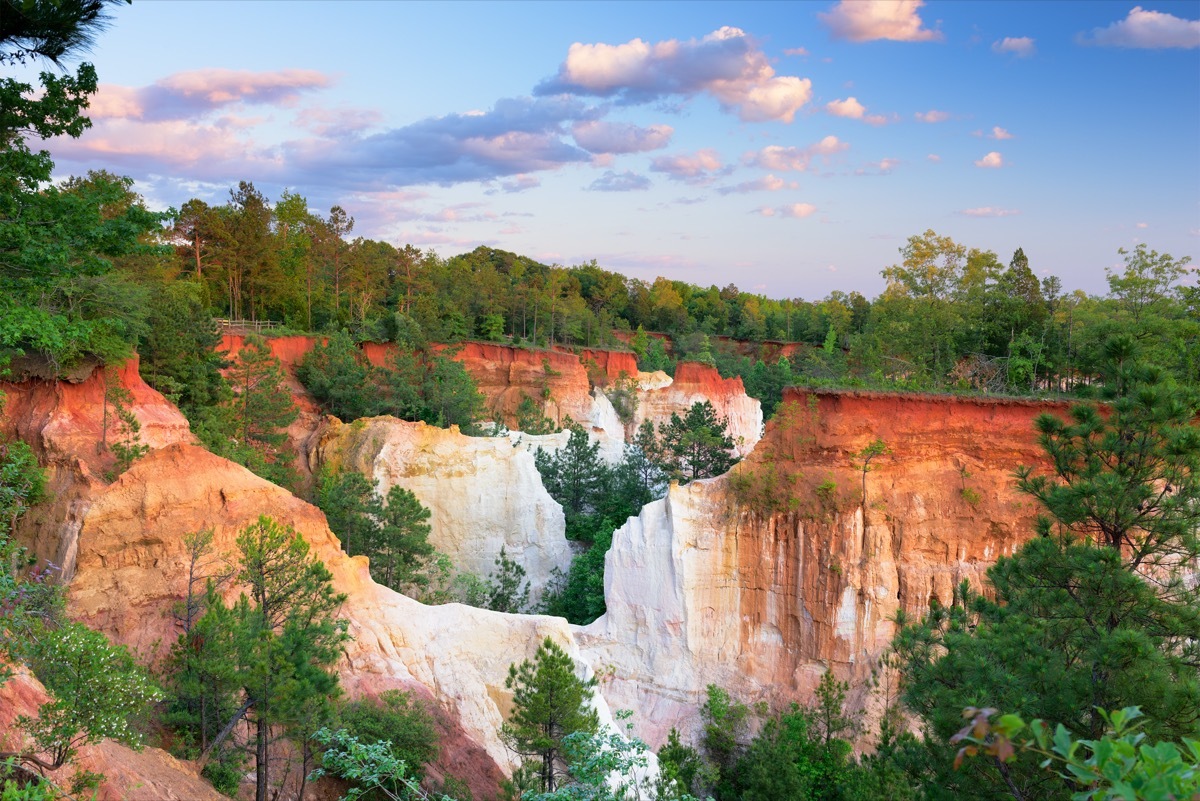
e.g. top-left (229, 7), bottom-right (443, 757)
top-left (38, 0), bottom-right (1200, 299)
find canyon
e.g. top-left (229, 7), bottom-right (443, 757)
top-left (1, 343), bottom-right (1064, 798)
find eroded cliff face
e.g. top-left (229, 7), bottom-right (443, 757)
top-left (0, 365), bottom-right (607, 798)
top-left (309, 415), bottom-right (574, 600)
top-left (632, 362), bottom-right (763, 457)
top-left (578, 388), bottom-right (1059, 747)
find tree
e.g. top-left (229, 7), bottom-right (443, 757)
top-left (224, 517), bottom-right (349, 801)
top-left (535, 426), bottom-right (609, 526)
top-left (336, 690), bottom-right (439, 785)
top-left (369, 486), bottom-right (434, 592)
top-left (501, 637), bottom-right (599, 794)
top-left (659, 401), bottom-right (738, 482)
top-left (316, 468), bottom-right (379, 558)
top-left (224, 334), bottom-right (298, 487)
top-left (892, 337), bottom-right (1200, 800)
top-left (297, 330), bottom-right (379, 422)
top-left (4, 621), bottom-right (162, 779)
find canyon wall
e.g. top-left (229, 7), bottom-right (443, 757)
top-left (309, 415), bottom-right (574, 600)
top-left (578, 387), bottom-right (1062, 747)
top-left (1, 364), bottom-right (609, 798)
top-left (633, 362), bottom-right (762, 457)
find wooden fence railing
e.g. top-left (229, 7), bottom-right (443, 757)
top-left (215, 319), bottom-right (282, 334)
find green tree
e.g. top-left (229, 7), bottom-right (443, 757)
top-left (316, 468), bottom-right (379, 558)
top-left (501, 637), bottom-right (599, 794)
top-left (228, 517), bottom-right (349, 801)
top-left (892, 337), bottom-right (1200, 800)
top-left (223, 334), bottom-right (298, 487)
top-left (534, 426), bottom-right (609, 528)
top-left (297, 331), bottom-right (380, 422)
top-left (659, 401), bottom-right (738, 482)
top-left (368, 486), bottom-right (434, 592)
top-left (5, 621), bottom-right (162, 777)
top-left (337, 690), bottom-right (439, 786)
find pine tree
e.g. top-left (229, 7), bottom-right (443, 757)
top-left (534, 426), bottom-right (609, 523)
top-left (369, 485), bottom-right (434, 591)
top-left (659, 401), bottom-right (738, 482)
top-left (232, 517), bottom-right (348, 801)
top-left (501, 637), bottom-right (599, 793)
top-left (226, 334), bottom-right (298, 486)
top-left (892, 336), bottom-right (1200, 800)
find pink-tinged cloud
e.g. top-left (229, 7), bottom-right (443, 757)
top-left (498, 174), bottom-right (541, 193)
top-left (1136, 222), bottom-right (1149, 229)
top-left (1082, 6), bottom-right (1200, 49)
top-left (825, 96), bottom-right (889, 125)
top-left (927, 153), bottom-right (941, 162)
top-left (961, 207), bottom-right (1020, 217)
top-left (295, 105), bottom-right (384, 136)
top-left (538, 26), bottom-right (813, 122)
top-left (745, 136), bottom-right (848, 172)
top-left (819, 0), bottom-right (943, 43)
top-left (756, 202), bottom-right (817, 218)
top-left (87, 69), bottom-right (334, 121)
top-left (571, 120), bottom-right (673, 153)
top-left (915, 109), bottom-right (950, 123)
top-left (784, 47), bottom-right (810, 56)
top-left (975, 151), bottom-right (1004, 168)
top-left (857, 157), bottom-right (899, 175)
top-left (650, 149), bottom-right (726, 183)
top-left (716, 174), bottom-right (790, 195)
top-left (989, 126), bottom-right (1013, 140)
top-left (992, 36), bottom-right (1036, 57)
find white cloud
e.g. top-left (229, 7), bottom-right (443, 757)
top-left (1082, 6), bottom-right (1200, 49)
top-left (858, 157), bottom-right (899, 175)
top-left (961, 207), bottom-right (1020, 217)
top-left (539, 27), bottom-right (813, 122)
top-left (746, 136), bottom-right (848, 172)
top-left (989, 126), bottom-right (1013, 140)
top-left (974, 151), bottom-right (1004, 168)
top-left (819, 0), bottom-right (943, 43)
top-left (915, 109), bottom-right (951, 123)
top-left (784, 47), bottom-right (810, 56)
top-left (992, 36), bottom-right (1036, 57)
top-left (754, 203), bottom-right (816, 218)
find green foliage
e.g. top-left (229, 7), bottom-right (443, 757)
top-left (603, 374), bottom-right (638, 426)
top-left (338, 691), bottom-right (439, 785)
top-left (516, 395), bottom-right (557, 435)
top-left (310, 727), bottom-right (454, 801)
top-left (480, 546), bottom-right (530, 614)
top-left (659, 401), bottom-right (738, 483)
top-left (14, 621), bottom-right (162, 772)
top-left (372, 485), bottom-right (435, 591)
top-left (892, 339), bottom-right (1200, 800)
top-left (100, 367), bottom-right (147, 479)
top-left (182, 516), bottom-right (350, 801)
top-left (540, 526), bottom-right (613, 625)
top-left (138, 281), bottom-right (227, 420)
top-left (297, 330), bottom-right (378, 422)
top-left (200, 334), bottom-right (298, 488)
top-left (700, 684), bottom-right (751, 798)
top-left (535, 427), bottom-right (608, 525)
top-left (951, 706), bottom-right (1200, 801)
top-left (316, 468), bottom-right (379, 558)
top-left (501, 637), bottom-right (599, 794)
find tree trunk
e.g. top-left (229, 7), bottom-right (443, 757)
top-left (255, 716), bottom-right (269, 801)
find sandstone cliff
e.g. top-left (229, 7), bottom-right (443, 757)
top-left (577, 388), bottom-right (1059, 747)
top-left (632, 362), bottom-right (763, 457)
top-left (1, 364), bottom-right (609, 798)
top-left (309, 415), bottom-right (574, 600)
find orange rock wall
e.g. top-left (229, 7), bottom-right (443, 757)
top-left (581, 387), bottom-right (1067, 746)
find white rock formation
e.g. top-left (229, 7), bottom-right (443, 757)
top-left (313, 417), bottom-right (573, 601)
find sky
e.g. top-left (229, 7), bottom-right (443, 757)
top-left (29, 0), bottom-right (1200, 300)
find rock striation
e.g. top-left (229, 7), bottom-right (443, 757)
top-left (309, 415), bottom-right (574, 600)
top-left (632, 362), bottom-right (763, 457)
top-left (577, 387), bottom-right (1060, 747)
